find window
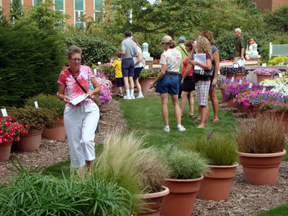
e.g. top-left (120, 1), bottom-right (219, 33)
top-left (55, 0), bottom-right (64, 15)
top-left (33, 0), bottom-right (43, 6)
top-left (94, 0), bottom-right (102, 22)
top-left (75, 0), bottom-right (84, 27)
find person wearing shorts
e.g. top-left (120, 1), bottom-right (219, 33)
top-left (190, 37), bottom-right (213, 129)
top-left (111, 51), bottom-right (124, 98)
top-left (132, 38), bottom-right (144, 98)
top-left (149, 35), bottom-right (186, 132)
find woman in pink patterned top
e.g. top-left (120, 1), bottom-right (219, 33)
top-left (57, 45), bottom-right (101, 172)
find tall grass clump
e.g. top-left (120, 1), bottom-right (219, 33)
top-left (96, 131), bottom-right (170, 194)
top-left (0, 156), bottom-right (137, 215)
top-left (158, 145), bottom-right (209, 179)
top-left (183, 133), bottom-right (238, 165)
top-left (235, 114), bottom-right (286, 153)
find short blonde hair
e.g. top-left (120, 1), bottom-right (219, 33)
top-left (235, 28), bottom-right (241, 34)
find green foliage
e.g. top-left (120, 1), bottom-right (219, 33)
top-left (139, 69), bottom-right (159, 79)
top-left (10, 0), bottom-right (23, 21)
top-left (183, 133), bottom-right (238, 165)
top-left (96, 131), bottom-right (169, 194)
top-left (25, 93), bottom-right (65, 117)
top-left (6, 106), bottom-right (58, 130)
top-left (158, 146), bottom-right (209, 179)
top-left (256, 203), bottom-right (288, 216)
top-left (63, 34), bottom-right (117, 66)
top-left (0, 23), bottom-right (66, 107)
top-left (267, 56), bottom-right (288, 66)
top-left (263, 5), bottom-right (288, 32)
top-left (0, 156), bottom-right (136, 216)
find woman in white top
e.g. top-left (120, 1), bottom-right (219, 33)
top-left (132, 38), bottom-right (144, 98)
top-left (245, 38), bottom-right (256, 59)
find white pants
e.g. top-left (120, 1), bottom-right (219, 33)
top-left (64, 103), bottom-right (99, 168)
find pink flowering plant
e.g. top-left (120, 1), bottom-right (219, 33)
top-left (95, 73), bottom-right (113, 107)
top-left (252, 68), bottom-right (281, 75)
top-left (233, 90), bottom-right (271, 108)
top-left (0, 116), bottom-right (29, 144)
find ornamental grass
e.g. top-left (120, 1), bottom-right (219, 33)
top-left (235, 113), bottom-right (286, 154)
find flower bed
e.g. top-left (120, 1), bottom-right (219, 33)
top-left (95, 73), bottom-right (113, 107)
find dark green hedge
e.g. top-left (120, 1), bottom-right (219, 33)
top-left (63, 34), bottom-right (117, 65)
top-left (0, 23), bottom-right (66, 107)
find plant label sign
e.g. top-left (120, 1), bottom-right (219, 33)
top-left (231, 77), bottom-right (235, 82)
top-left (1, 108), bottom-right (8, 117)
top-left (262, 63), bottom-right (266, 67)
top-left (233, 64), bottom-right (238, 68)
top-left (93, 69), bottom-right (97, 75)
top-left (279, 73), bottom-right (282, 78)
top-left (262, 87), bottom-right (266, 94)
top-left (34, 101), bottom-right (39, 109)
top-left (249, 83), bottom-right (253, 88)
top-left (239, 79), bottom-right (243, 85)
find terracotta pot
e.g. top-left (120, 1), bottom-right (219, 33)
top-left (0, 142), bottom-right (12, 160)
top-left (160, 176), bottom-right (203, 216)
top-left (247, 106), bottom-right (259, 118)
top-left (237, 104), bottom-right (248, 113)
top-left (13, 129), bottom-right (43, 152)
top-left (197, 163), bottom-right (239, 201)
top-left (138, 186), bottom-right (169, 216)
top-left (139, 78), bottom-right (156, 94)
top-left (256, 74), bottom-right (276, 85)
top-left (227, 99), bottom-right (237, 108)
top-left (42, 117), bottom-right (66, 141)
top-left (237, 150), bottom-right (286, 185)
top-left (226, 73), bottom-right (244, 80)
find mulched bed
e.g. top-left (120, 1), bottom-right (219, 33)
top-left (0, 96), bottom-right (287, 216)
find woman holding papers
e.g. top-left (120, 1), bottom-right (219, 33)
top-left (57, 45), bottom-right (101, 172)
top-left (149, 35), bottom-right (186, 132)
top-left (190, 37), bottom-right (213, 128)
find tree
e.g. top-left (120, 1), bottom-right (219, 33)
top-left (263, 5), bottom-right (288, 32)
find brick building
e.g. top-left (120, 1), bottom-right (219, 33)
top-left (0, 0), bottom-right (103, 26)
top-left (251, 0), bottom-right (288, 13)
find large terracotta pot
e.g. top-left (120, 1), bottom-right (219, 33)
top-left (160, 176), bottom-right (203, 216)
top-left (138, 186), bottom-right (169, 216)
top-left (247, 106), bottom-right (259, 118)
top-left (237, 104), bottom-right (248, 113)
top-left (196, 163), bottom-right (239, 201)
top-left (42, 117), bottom-right (66, 141)
top-left (237, 150), bottom-right (286, 185)
top-left (0, 142), bottom-right (12, 160)
top-left (139, 78), bottom-right (156, 94)
top-left (13, 129), bottom-right (43, 152)
top-left (226, 73), bottom-right (244, 80)
top-left (227, 99), bottom-right (237, 108)
top-left (256, 74), bottom-right (276, 84)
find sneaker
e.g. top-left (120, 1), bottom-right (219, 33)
top-left (136, 95), bottom-right (144, 98)
top-left (177, 125), bottom-right (186, 131)
top-left (131, 95), bottom-right (135, 99)
top-left (124, 95), bottom-right (132, 100)
top-left (119, 94), bottom-right (124, 98)
top-left (163, 126), bottom-right (170, 132)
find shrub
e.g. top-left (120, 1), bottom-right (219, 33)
top-left (158, 145), bottom-right (209, 179)
top-left (139, 69), bottom-right (159, 79)
top-left (235, 114), bottom-right (285, 153)
top-left (267, 56), bottom-right (288, 66)
top-left (25, 93), bottom-right (65, 117)
top-left (63, 34), bottom-right (117, 66)
top-left (183, 133), bottom-right (238, 166)
top-left (5, 106), bottom-right (58, 130)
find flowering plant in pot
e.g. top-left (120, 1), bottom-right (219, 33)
top-left (157, 145), bottom-right (209, 216)
top-left (96, 63), bottom-right (115, 81)
top-left (96, 131), bottom-right (170, 215)
top-left (253, 68), bottom-right (281, 75)
top-left (235, 114), bottom-right (286, 185)
top-left (139, 69), bottom-right (158, 79)
top-left (220, 66), bottom-right (249, 76)
top-left (0, 116), bottom-right (30, 144)
top-left (183, 132), bottom-right (238, 201)
top-left (260, 76), bottom-right (288, 86)
top-left (95, 73), bottom-right (113, 107)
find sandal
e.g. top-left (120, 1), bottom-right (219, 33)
top-left (187, 114), bottom-right (194, 118)
top-left (194, 118), bottom-right (201, 122)
top-left (212, 119), bottom-right (220, 123)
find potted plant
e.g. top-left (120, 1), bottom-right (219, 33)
top-left (139, 69), bottom-right (159, 94)
top-left (220, 66), bottom-right (248, 80)
top-left (6, 106), bottom-right (58, 151)
top-left (253, 67), bottom-right (281, 84)
top-left (183, 132), bottom-right (238, 201)
top-left (235, 114), bottom-right (286, 185)
top-left (158, 145), bottom-right (209, 216)
top-left (26, 93), bottom-right (66, 141)
top-left (0, 116), bottom-right (29, 160)
top-left (95, 73), bottom-right (113, 107)
top-left (95, 131), bottom-right (170, 216)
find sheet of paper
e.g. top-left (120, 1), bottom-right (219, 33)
top-left (70, 94), bottom-right (89, 106)
top-left (194, 54), bottom-right (206, 70)
top-left (237, 59), bottom-right (246, 66)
